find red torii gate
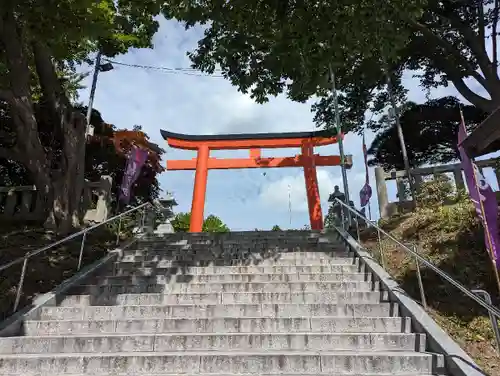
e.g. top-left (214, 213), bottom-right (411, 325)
top-left (161, 130), bottom-right (353, 232)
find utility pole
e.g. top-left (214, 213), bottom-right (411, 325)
top-left (85, 51), bottom-right (114, 137)
top-left (85, 51), bottom-right (102, 136)
top-left (329, 64), bottom-right (351, 225)
top-left (384, 68), bottom-right (416, 200)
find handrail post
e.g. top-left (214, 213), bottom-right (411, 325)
top-left (355, 216), bottom-right (361, 242)
top-left (116, 216), bottom-right (122, 246)
top-left (332, 197), bottom-right (500, 325)
top-left (377, 229), bottom-right (386, 269)
top-left (77, 232), bottom-right (87, 271)
top-left (413, 244), bottom-right (428, 309)
top-left (472, 289), bottom-right (500, 353)
top-left (12, 257), bottom-right (28, 313)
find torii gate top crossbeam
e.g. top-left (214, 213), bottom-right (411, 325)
top-left (160, 129), bottom-right (343, 150)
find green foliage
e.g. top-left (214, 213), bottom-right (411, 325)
top-left (84, 109), bottom-right (164, 209)
top-left (203, 215), bottom-right (230, 233)
top-left (368, 97), bottom-right (489, 170)
top-left (172, 0), bottom-right (423, 133)
top-left (271, 225), bottom-right (282, 231)
top-left (0, 105), bottom-right (163, 207)
top-left (324, 204), bottom-right (337, 229)
top-left (172, 0), bottom-right (500, 135)
top-left (171, 212), bottom-right (230, 233)
top-left (407, 175), bottom-right (478, 238)
top-left (416, 175), bottom-right (455, 207)
top-left (171, 212), bottom-right (191, 233)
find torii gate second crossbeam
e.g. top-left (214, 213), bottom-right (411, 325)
top-left (161, 130), bottom-right (353, 232)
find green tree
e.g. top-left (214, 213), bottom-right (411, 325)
top-left (203, 215), bottom-right (230, 233)
top-left (0, 105), bottom-right (164, 211)
top-left (171, 212), bottom-right (192, 233)
top-left (324, 204), bottom-right (337, 230)
top-left (271, 225), bottom-right (282, 231)
top-left (0, 1), bottom-right (179, 233)
top-left (171, 212), bottom-right (230, 233)
top-left (174, 0), bottom-right (500, 133)
top-left (368, 97), bottom-right (489, 170)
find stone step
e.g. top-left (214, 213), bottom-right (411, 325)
top-left (60, 291), bottom-right (386, 305)
top-left (40, 303), bottom-right (399, 320)
top-left (95, 272), bottom-right (371, 283)
top-left (117, 256), bottom-right (356, 265)
top-left (17, 374), bottom-right (439, 376)
top-left (137, 237), bottom-right (334, 245)
top-left (0, 333), bottom-right (425, 354)
top-left (121, 250), bottom-right (348, 258)
top-left (111, 263), bottom-right (361, 275)
top-left (0, 351), bottom-right (443, 375)
top-left (78, 281), bottom-right (375, 294)
top-left (24, 317), bottom-right (411, 335)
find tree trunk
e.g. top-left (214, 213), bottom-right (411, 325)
top-left (44, 111), bottom-right (87, 234)
top-left (1, 7), bottom-right (86, 235)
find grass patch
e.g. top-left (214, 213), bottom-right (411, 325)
top-left (360, 176), bottom-right (500, 374)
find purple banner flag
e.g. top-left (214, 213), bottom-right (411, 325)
top-left (119, 145), bottom-right (149, 204)
top-left (458, 110), bottom-right (500, 268)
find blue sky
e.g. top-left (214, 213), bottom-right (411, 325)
top-left (77, 16), bottom-right (493, 231)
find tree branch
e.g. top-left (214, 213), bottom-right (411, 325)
top-left (439, 12), bottom-right (498, 82)
top-left (493, 0), bottom-right (499, 69)
top-left (32, 41), bottom-right (71, 113)
top-left (0, 8), bottom-right (31, 97)
top-left (478, 1), bottom-right (485, 51)
top-left (450, 74), bottom-right (495, 111)
top-left (429, 49), bottom-right (495, 111)
top-left (410, 20), bottom-right (490, 89)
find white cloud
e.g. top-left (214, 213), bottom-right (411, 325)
top-left (76, 16), bottom-right (466, 231)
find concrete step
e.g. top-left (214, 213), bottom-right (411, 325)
top-left (12, 374), bottom-right (439, 376)
top-left (0, 351), bottom-right (443, 375)
top-left (111, 263), bottom-right (361, 275)
top-left (117, 256), bottom-right (356, 265)
top-left (78, 281), bottom-right (375, 294)
top-left (40, 303), bottom-right (399, 320)
top-left (137, 237), bottom-right (334, 245)
top-left (60, 291), bottom-right (386, 305)
top-left (0, 333), bottom-right (425, 354)
top-left (94, 272), bottom-right (371, 283)
top-left (121, 250), bottom-right (349, 258)
top-left (24, 317), bottom-right (412, 335)
top-left (19, 374), bottom-right (442, 376)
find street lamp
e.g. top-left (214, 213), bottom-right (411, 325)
top-left (85, 51), bottom-right (114, 136)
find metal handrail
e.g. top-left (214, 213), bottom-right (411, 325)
top-left (333, 198), bottom-right (500, 320)
top-left (1, 201), bottom-right (152, 313)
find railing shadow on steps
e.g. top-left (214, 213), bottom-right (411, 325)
top-left (71, 229), bottom-right (360, 308)
top-left (0, 201), bottom-right (151, 322)
top-left (332, 198), bottom-right (499, 376)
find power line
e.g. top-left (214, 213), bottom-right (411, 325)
top-left (103, 58), bottom-right (224, 78)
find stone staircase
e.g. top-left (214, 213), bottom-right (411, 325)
top-left (0, 231), bottom-right (445, 375)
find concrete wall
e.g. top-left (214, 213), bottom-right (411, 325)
top-left (0, 175), bottom-right (112, 223)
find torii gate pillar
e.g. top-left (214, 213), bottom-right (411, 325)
top-left (161, 130), bottom-right (353, 232)
top-left (301, 140), bottom-right (323, 230)
top-left (190, 144), bottom-right (210, 232)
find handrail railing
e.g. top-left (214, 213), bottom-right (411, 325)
top-left (333, 198), bottom-right (500, 350)
top-left (1, 201), bottom-right (152, 314)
